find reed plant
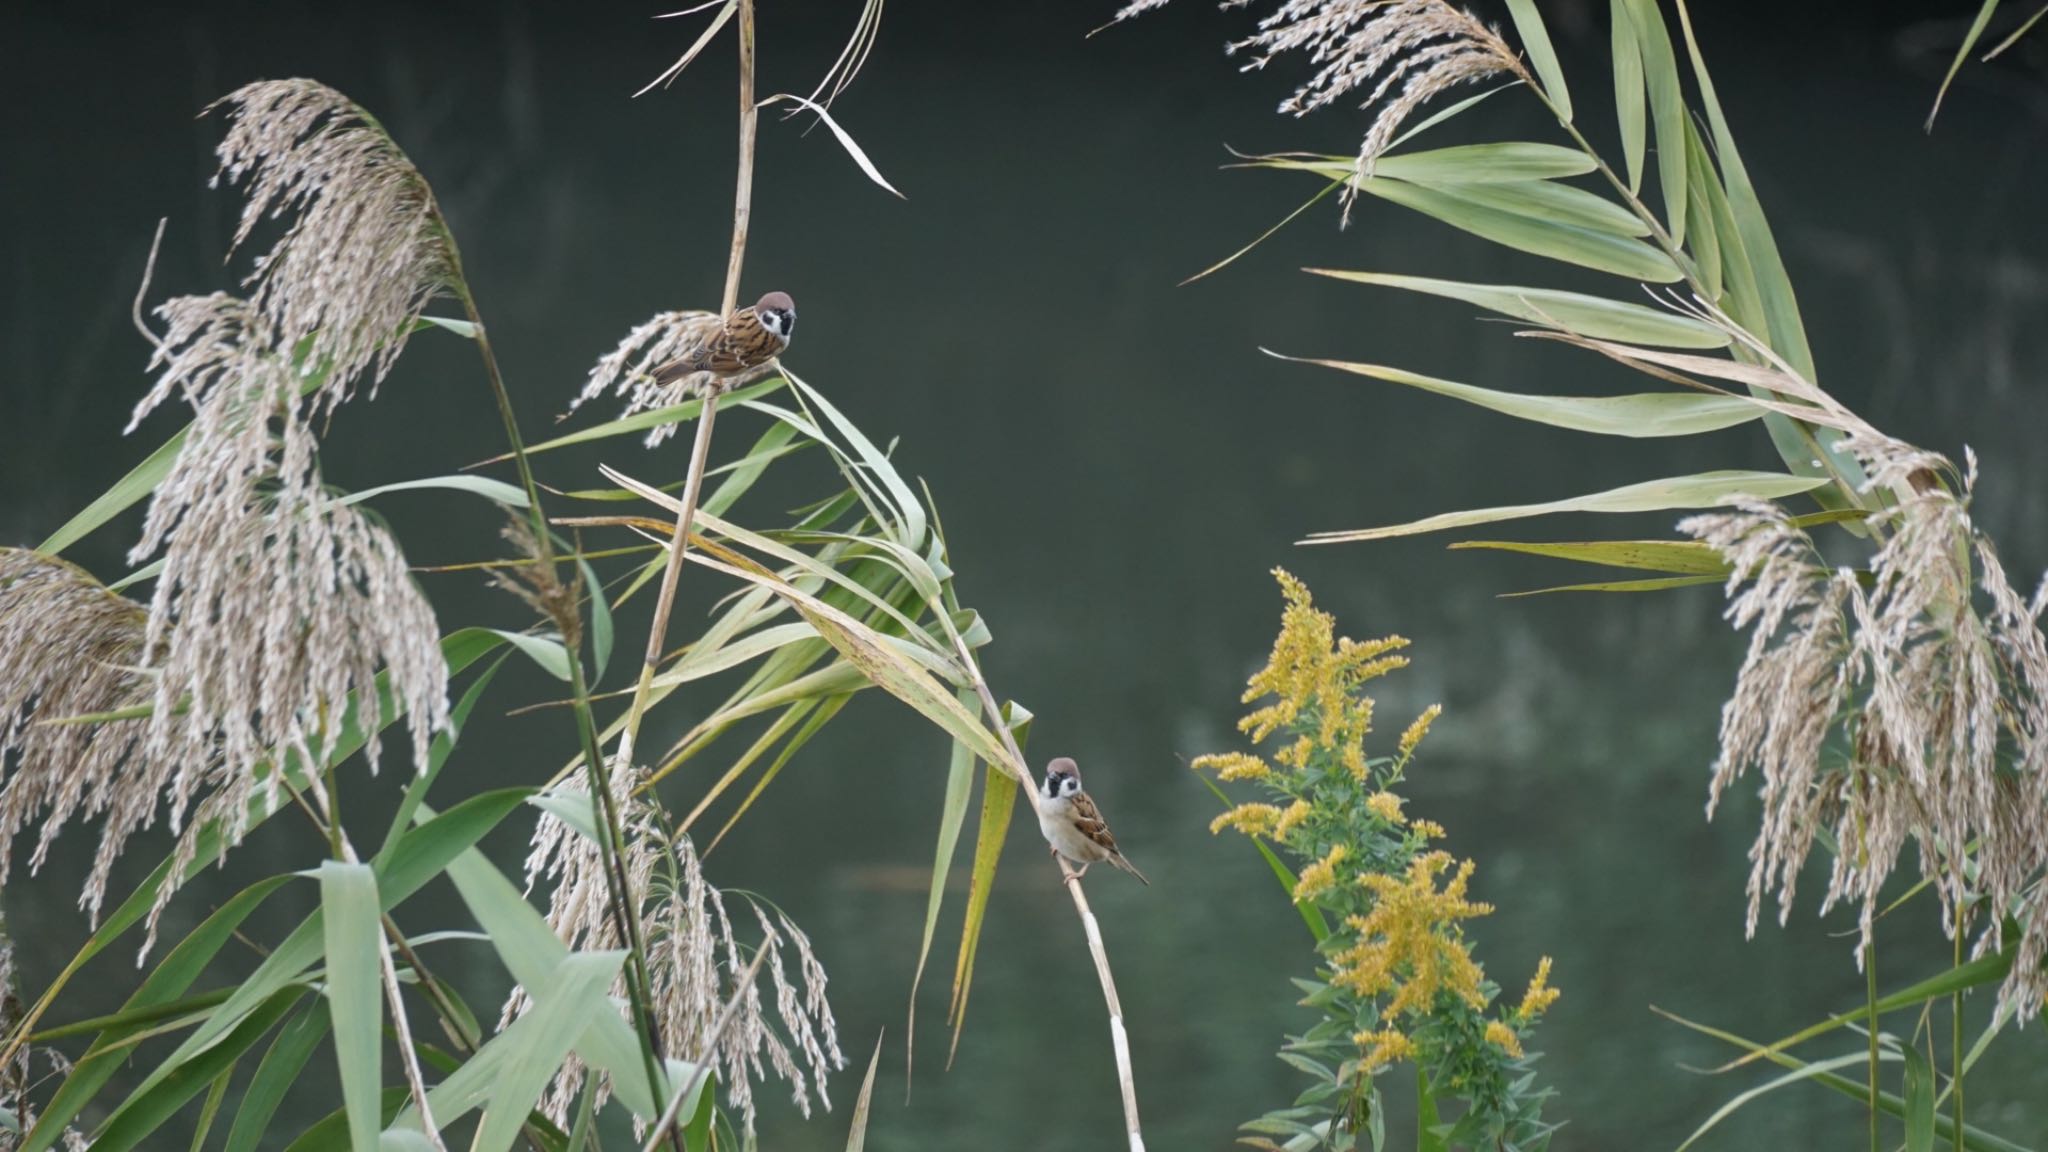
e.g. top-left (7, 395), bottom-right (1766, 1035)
top-left (1115, 0), bottom-right (2048, 1148)
top-left (0, 5), bottom-right (1148, 1150)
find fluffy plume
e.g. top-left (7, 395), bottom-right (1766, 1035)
top-left (209, 79), bottom-right (456, 397)
top-left (507, 766), bottom-right (844, 1133)
top-left (1110, 0), bottom-right (1525, 218)
top-left (103, 79), bottom-right (457, 948)
top-left (0, 551), bottom-right (166, 924)
top-left (570, 310), bottom-right (779, 446)
top-left (1682, 434), bottom-right (2048, 1019)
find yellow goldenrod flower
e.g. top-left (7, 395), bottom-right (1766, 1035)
top-left (1398, 703), bottom-right (1442, 762)
top-left (1353, 1028), bottom-right (1413, 1073)
top-left (1517, 956), bottom-right (1560, 1019)
top-left (1273, 798), bottom-right (1314, 840)
top-left (1191, 751), bottom-right (1274, 782)
top-left (1484, 1019), bottom-right (1524, 1059)
top-left (1337, 852), bottom-right (1493, 1016)
top-left (1292, 844), bottom-right (1348, 902)
top-left (1412, 819), bottom-right (1446, 840)
top-left (1210, 802), bottom-right (1284, 837)
top-left (1274, 735), bottom-right (1315, 770)
top-left (1366, 791), bottom-right (1406, 824)
top-left (1241, 570), bottom-right (1409, 748)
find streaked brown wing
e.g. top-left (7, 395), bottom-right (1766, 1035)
top-left (1070, 791), bottom-right (1121, 855)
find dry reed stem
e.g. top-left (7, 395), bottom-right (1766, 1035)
top-left (616, 0), bottom-right (756, 770)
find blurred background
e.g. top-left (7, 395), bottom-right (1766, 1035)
top-left (5, 1), bottom-right (2048, 1147)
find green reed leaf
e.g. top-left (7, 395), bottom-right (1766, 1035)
top-left (1504, 0), bottom-right (1572, 122)
top-left (1303, 470), bottom-right (1829, 545)
top-left (1610, 0), bottom-right (1646, 193)
top-left (466, 953), bottom-right (625, 1152)
top-left (224, 1003), bottom-right (331, 1152)
top-left (906, 688), bottom-right (980, 1082)
top-left (1274, 355), bottom-right (1760, 438)
top-left (947, 702), bottom-right (1031, 1066)
top-left (844, 1032), bottom-right (884, 1152)
top-left (1928, 0), bottom-right (2002, 129)
top-left (1501, 574), bottom-right (1723, 596)
top-left (1450, 538), bottom-right (1729, 575)
top-left (317, 863), bottom-right (384, 1152)
top-left (1307, 270), bottom-right (1727, 348)
top-left (1364, 178), bottom-right (1681, 282)
top-left (1373, 142), bottom-right (1593, 183)
top-left (1627, 0), bottom-right (1687, 246)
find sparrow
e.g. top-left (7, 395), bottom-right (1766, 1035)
top-left (651, 290), bottom-right (796, 387)
top-left (1037, 757), bottom-right (1148, 885)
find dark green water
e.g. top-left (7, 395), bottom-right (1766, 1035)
top-left (5, 2), bottom-right (2048, 1148)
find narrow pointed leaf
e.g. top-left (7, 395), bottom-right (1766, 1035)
top-left (1927, 0), bottom-right (2001, 128)
top-left (844, 1032), bottom-right (884, 1152)
top-left (1400, 176), bottom-right (1648, 236)
top-left (1276, 355), bottom-right (1759, 437)
top-left (1307, 270), bottom-right (1727, 348)
top-left (755, 94), bottom-right (904, 198)
top-left (576, 553), bottom-right (614, 684)
top-left (468, 953), bottom-right (625, 1152)
top-left (1627, 0), bottom-right (1687, 245)
top-left (482, 376), bottom-right (783, 464)
top-left (1502, 574), bottom-right (1722, 596)
top-left (946, 765), bottom-right (1019, 1067)
top-left (1705, 946), bottom-right (2014, 1074)
top-left (1681, 117), bottom-right (1723, 299)
top-left (1303, 470), bottom-right (1829, 544)
top-left (1449, 538), bottom-right (1729, 575)
top-left (318, 863), bottom-right (384, 1152)
top-left (489, 629), bottom-right (573, 681)
top-left (225, 1003), bottom-right (332, 1152)
top-left (1504, 0), bottom-right (1572, 121)
top-left (1387, 82), bottom-right (1519, 150)
top-left (84, 990), bottom-right (305, 1152)
top-left (1373, 142), bottom-right (1593, 183)
top-left (337, 475), bottom-right (528, 509)
top-left (946, 702), bottom-right (1031, 1065)
top-left (1904, 1045), bottom-right (1936, 1152)
top-left (1654, 1007), bottom-right (2028, 1152)
top-left (1674, 1052), bottom-right (1874, 1151)
top-left (38, 427), bottom-right (187, 555)
top-left (1365, 178), bottom-right (1680, 282)
top-left (1611, 0), bottom-right (1646, 192)
top-left (442, 840), bottom-right (673, 1118)
top-left (1673, 1), bottom-right (1823, 385)
top-left (22, 874), bottom-right (298, 1152)
top-left (188, 1067), bottom-right (234, 1151)
top-left (382, 654), bottom-right (504, 857)
top-left (906, 689), bottom-right (979, 1081)
top-left (1269, 350), bottom-right (1753, 434)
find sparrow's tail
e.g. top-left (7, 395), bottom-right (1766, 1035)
top-left (1111, 853), bottom-right (1149, 886)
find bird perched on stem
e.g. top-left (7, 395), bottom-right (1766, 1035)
top-left (1037, 757), bottom-right (1148, 885)
top-left (650, 291), bottom-right (795, 389)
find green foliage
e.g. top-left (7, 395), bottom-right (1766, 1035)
top-left (1209, 2), bottom-right (2048, 1149)
top-left (1195, 572), bottom-right (1559, 1151)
